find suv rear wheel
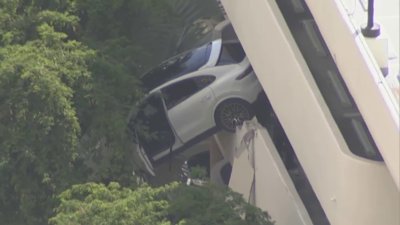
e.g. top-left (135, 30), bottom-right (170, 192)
top-left (215, 99), bottom-right (254, 132)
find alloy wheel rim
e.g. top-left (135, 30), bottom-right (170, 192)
top-left (220, 102), bottom-right (250, 131)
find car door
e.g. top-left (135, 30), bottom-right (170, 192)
top-left (161, 75), bottom-right (216, 143)
top-left (132, 93), bottom-right (177, 161)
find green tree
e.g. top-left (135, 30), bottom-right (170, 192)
top-left (64, 0), bottom-right (224, 188)
top-left (49, 182), bottom-right (274, 225)
top-left (0, 0), bottom-right (79, 46)
top-left (50, 182), bottom-right (172, 225)
top-left (0, 0), bottom-right (223, 187)
top-left (0, 25), bottom-right (94, 225)
top-left (0, 0), bottom-right (225, 224)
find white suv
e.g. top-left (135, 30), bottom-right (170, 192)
top-left (129, 21), bottom-right (263, 175)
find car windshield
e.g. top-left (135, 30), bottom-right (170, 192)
top-left (141, 43), bottom-right (212, 90)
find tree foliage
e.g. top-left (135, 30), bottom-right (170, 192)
top-left (50, 182), bottom-right (274, 225)
top-left (0, 24), bottom-right (94, 225)
top-left (0, 0), bottom-right (264, 224)
top-left (50, 182), bottom-right (172, 225)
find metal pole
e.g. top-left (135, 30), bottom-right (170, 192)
top-left (367, 0), bottom-right (374, 28)
top-left (362, 0), bottom-right (380, 37)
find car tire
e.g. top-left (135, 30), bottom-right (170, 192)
top-left (214, 99), bottom-right (254, 132)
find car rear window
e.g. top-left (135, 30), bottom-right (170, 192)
top-left (141, 43), bottom-right (212, 90)
top-left (217, 42), bottom-right (246, 65)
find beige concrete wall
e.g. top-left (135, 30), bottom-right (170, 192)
top-left (253, 125), bottom-right (313, 225)
top-left (220, 0), bottom-right (400, 224)
top-left (303, 0), bottom-right (399, 191)
top-left (227, 121), bottom-right (313, 225)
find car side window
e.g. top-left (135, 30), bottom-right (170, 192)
top-left (162, 75), bottom-right (216, 109)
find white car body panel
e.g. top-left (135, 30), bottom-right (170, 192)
top-left (167, 86), bottom-right (216, 143)
top-left (202, 39), bottom-right (222, 68)
top-left (151, 135), bottom-right (184, 161)
top-left (210, 58), bottom-right (262, 105)
top-left (144, 57), bottom-right (262, 163)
